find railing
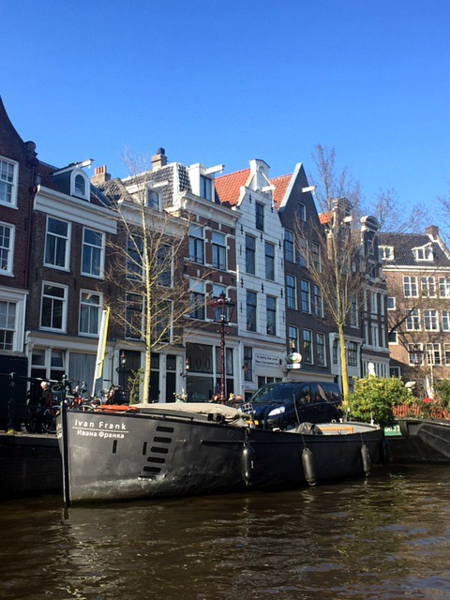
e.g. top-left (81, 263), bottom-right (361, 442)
top-left (393, 403), bottom-right (450, 420)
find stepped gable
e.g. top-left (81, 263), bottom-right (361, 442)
top-left (215, 168), bottom-right (250, 206)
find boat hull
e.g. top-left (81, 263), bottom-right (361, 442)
top-left (398, 418), bottom-right (450, 463)
top-left (57, 406), bottom-right (382, 504)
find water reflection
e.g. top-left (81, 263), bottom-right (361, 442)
top-left (1, 465), bottom-right (450, 599)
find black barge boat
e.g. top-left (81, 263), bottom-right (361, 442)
top-left (57, 401), bottom-right (382, 505)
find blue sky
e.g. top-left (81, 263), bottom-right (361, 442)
top-left (2, 1), bottom-right (449, 223)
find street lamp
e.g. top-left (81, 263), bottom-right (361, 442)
top-left (210, 292), bottom-right (235, 402)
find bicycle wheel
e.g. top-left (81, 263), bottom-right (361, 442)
top-left (25, 408), bottom-right (37, 433)
top-left (41, 406), bottom-right (58, 434)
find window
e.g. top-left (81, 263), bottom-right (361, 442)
top-left (0, 158), bottom-right (18, 206)
top-left (380, 245), bottom-right (394, 261)
top-left (408, 343), bottom-right (424, 366)
top-left (388, 331), bottom-right (398, 344)
top-left (311, 242), bottom-right (321, 271)
top-left (442, 310), bottom-right (450, 331)
top-left (288, 326), bottom-right (299, 352)
top-left (406, 309), bottom-right (421, 331)
top-left (189, 225), bottom-right (204, 264)
top-left (82, 228), bottom-right (104, 277)
top-left (189, 280), bottom-right (205, 320)
top-left (0, 223), bottom-right (13, 274)
top-left (211, 231), bottom-right (226, 270)
top-left (146, 189), bottom-right (160, 210)
top-left (303, 329), bottom-right (313, 364)
top-left (387, 296), bottom-right (396, 310)
top-left (313, 284), bottom-right (324, 318)
top-left (286, 274), bottom-right (297, 310)
top-left (200, 176), bottom-right (212, 200)
top-left (245, 235), bottom-right (256, 274)
top-left (444, 343), bottom-right (450, 365)
top-left (74, 174), bottom-right (86, 197)
top-left (157, 244), bottom-right (172, 287)
top-left (370, 292), bottom-right (377, 314)
top-left (44, 217), bottom-right (70, 269)
top-left (426, 343), bottom-right (441, 365)
top-left (332, 339), bottom-right (338, 364)
top-left (246, 290), bottom-right (257, 332)
top-left (125, 293), bottom-right (143, 339)
top-left (266, 296), bottom-right (276, 335)
top-left (155, 300), bottom-right (172, 343)
top-left (371, 324), bottom-right (379, 347)
top-left (265, 242), bottom-right (275, 280)
top-left (300, 280), bottom-right (310, 313)
top-left (298, 203), bottom-right (306, 221)
top-left (349, 295), bottom-right (358, 327)
top-left (424, 309), bottom-right (439, 331)
top-left (79, 291), bottom-right (101, 336)
top-left (71, 170), bottom-right (89, 200)
top-left (298, 238), bottom-right (308, 268)
top-left (403, 276), bottom-right (418, 297)
top-left (347, 341), bottom-right (358, 367)
top-left (126, 234), bottom-right (143, 279)
top-left (40, 283), bottom-right (67, 331)
top-left (439, 277), bottom-right (450, 298)
top-left (244, 346), bottom-right (253, 381)
top-left (31, 349), bottom-right (66, 382)
top-left (316, 333), bottom-right (326, 366)
top-left (421, 276), bottom-right (436, 297)
top-left (255, 202), bottom-right (264, 231)
top-left (413, 245), bottom-right (433, 262)
top-left (0, 300), bottom-right (16, 350)
top-left (284, 230), bottom-right (295, 262)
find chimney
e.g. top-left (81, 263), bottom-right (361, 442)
top-left (151, 147), bottom-right (167, 170)
top-left (91, 165), bottom-right (111, 185)
top-left (426, 225), bottom-right (439, 240)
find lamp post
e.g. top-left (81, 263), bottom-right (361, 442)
top-left (210, 292), bottom-right (235, 403)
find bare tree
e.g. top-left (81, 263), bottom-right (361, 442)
top-left (293, 146), bottom-right (371, 398)
top-left (101, 154), bottom-right (193, 404)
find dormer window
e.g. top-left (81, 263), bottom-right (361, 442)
top-left (380, 245), bottom-right (394, 261)
top-left (146, 189), bottom-right (160, 210)
top-left (71, 169), bottom-right (90, 200)
top-left (413, 244), bottom-right (433, 262)
top-left (200, 175), bottom-right (212, 201)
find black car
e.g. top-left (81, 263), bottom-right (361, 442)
top-left (242, 381), bottom-right (343, 430)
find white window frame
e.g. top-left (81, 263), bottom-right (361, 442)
top-left (44, 216), bottom-right (71, 270)
top-left (302, 329), bottom-right (313, 364)
top-left (0, 156), bottom-right (18, 207)
top-left (211, 231), bottom-right (227, 270)
top-left (70, 169), bottom-right (90, 200)
top-left (0, 299), bottom-right (16, 351)
top-left (387, 297), bottom-right (396, 310)
top-left (79, 290), bottom-right (102, 337)
top-left (442, 310), bottom-right (450, 331)
top-left (188, 225), bottom-right (204, 265)
top-left (0, 222), bottom-right (14, 275)
top-left (81, 227), bottom-right (104, 278)
top-left (286, 274), bottom-right (297, 310)
top-left (284, 230), bottom-right (295, 262)
top-left (40, 282), bottom-right (68, 332)
top-left (380, 245), bottom-right (394, 261)
top-left (406, 309), bottom-right (421, 331)
top-left (413, 244), bottom-right (433, 262)
top-left (316, 332), bottom-right (326, 367)
top-left (420, 276), bottom-right (436, 297)
top-left (300, 279), bottom-right (311, 313)
top-left (424, 309), bottom-right (439, 331)
top-left (403, 276), bottom-right (418, 298)
top-left (439, 277), bottom-right (450, 298)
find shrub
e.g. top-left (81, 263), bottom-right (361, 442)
top-left (346, 376), bottom-right (414, 427)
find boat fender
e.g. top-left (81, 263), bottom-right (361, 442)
top-left (361, 443), bottom-right (371, 476)
top-left (241, 442), bottom-right (256, 486)
top-left (302, 447), bottom-right (316, 486)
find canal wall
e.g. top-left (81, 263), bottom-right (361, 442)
top-left (0, 432), bottom-right (62, 496)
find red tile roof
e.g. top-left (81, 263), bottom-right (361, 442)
top-left (214, 168), bottom-right (250, 206)
top-left (270, 174), bottom-right (291, 210)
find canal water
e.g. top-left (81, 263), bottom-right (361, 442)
top-left (1, 463), bottom-right (450, 600)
